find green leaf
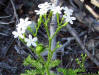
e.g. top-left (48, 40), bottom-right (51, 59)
top-left (49, 60), bottom-right (61, 69)
top-left (21, 70), bottom-right (37, 75)
top-left (31, 60), bottom-right (43, 69)
top-left (58, 68), bottom-right (79, 75)
top-left (23, 55), bottom-right (33, 66)
top-left (23, 55), bottom-right (43, 69)
top-left (66, 69), bottom-right (77, 75)
top-left (57, 68), bottom-right (67, 75)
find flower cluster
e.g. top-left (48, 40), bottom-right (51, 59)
top-left (12, 2), bottom-right (76, 48)
top-left (12, 17), bottom-right (38, 47)
top-left (12, 17), bottom-right (31, 38)
top-left (51, 4), bottom-right (63, 14)
top-left (35, 2), bottom-right (76, 24)
top-left (35, 2), bottom-right (63, 15)
top-left (35, 2), bottom-right (51, 15)
top-left (63, 7), bottom-right (76, 24)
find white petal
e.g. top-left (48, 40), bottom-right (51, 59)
top-left (29, 34), bottom-right (32, 40)
top-left (35, 10), bottom-right (39, 13)
top-left (25, 17), bottom-right (29, 21)
top-left (71, 17), bottom-right (76, 20)
top-left (12, 31), bottom-right (16, 35)
top-left (70, 21), bottom-right (73, 24)
top-left (27, 42), bottom-right (31, 47)
top-left (19, 34), bottom-right (24, 39)
top-left (24, 38), bottom-right (29, 42)
top-left (20, 18), bottom-right (24, 23)
top-left (70, 9), bottom-right (73, 13)
top-left (16, 23), bottom-right (20, 27)
top-left (12, 31), bottom-right (18, 38)
top-left (63, 15), bottom-right (67, 18)
top-left (32, 37), bottom-right (37, 42)
top-left (32, 42), bottom-right (37, 47)
top-left (26, 21), bottom-right (32, 26)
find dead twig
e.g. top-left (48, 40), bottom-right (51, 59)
top-left (91, 0), bottom-right (99, 7)
top-left (0, 21), bottom-right (14, 25)
top-left (57, 31), bottom-right (86, 53)
top-left (0, 15), bottom-right (11, 19)
top-left (10, 0), bottom-right (19, 23)
top-left (85, 4), bottom-right (99, 19)
top-left (57, 37), bottom-right (74, 52)
top-left (0, 32), bottom-right (9, 36)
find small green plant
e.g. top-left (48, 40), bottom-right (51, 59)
top-left (76, 53), bottom-right (87, 72)
top-left (57, 54), bottom-right (87, 75)
top-left (12, 2), bottom-right (76, 75)
top-left (57, 68), bottom-right (80, 75)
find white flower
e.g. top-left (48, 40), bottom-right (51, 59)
top-left (35, 2), bottom-right (51, 15)
top-left (50, 4), bottom-right (62, 14)
top-left (35, 9), bottom-right (48, 15)
top-left (16, 17), bottom-right (32, 32)
top-left (38, 2), bottom-right (51, 10)
top-left (16, 25), bottom-right (26, 33)
top-left (12, 31), bottom-right (24, 39)
top-left (63, 7), bottom-right (73, 16)
top-left (12, 17), bottom-right (32, 39)
top-left (63, 15), bottom-right (76, 24)
top-left (25, 34), bottom-right (37, 47)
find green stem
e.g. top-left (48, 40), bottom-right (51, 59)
top-left (51, 22), bottom-right (68, 39)
top-left (43, 13), bottom-right (53, 75)
top-left (60, 17), bottom-right (64, 25)
top-left (43, 14), bottom-right (50, 38)
top-left (34, 15), bottom-right (42, 36)
top-left (46, 37), bottom-right (52, 75)
top-left (44, 14), bottom-right (68, 75)
top-left (56, 13), bottom-right (60, 26)
top-left (45, 23), bottom-right (69, 75)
